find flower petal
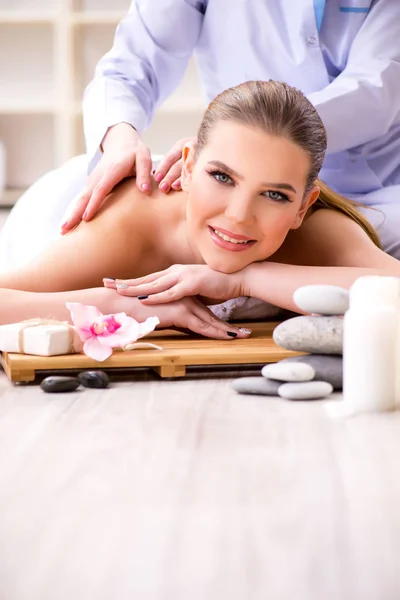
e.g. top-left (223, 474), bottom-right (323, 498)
top-left (103, 316), bottom-right (159, 347)
top-left (66, 302), bottom-right (103, 330)
top-left (98, 326), bottom-right (138, 347)
top-left (83, 337), bottom-right (113, 361)
top-left (137, 317), bottom-right (160, 338)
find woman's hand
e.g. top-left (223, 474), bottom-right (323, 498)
top-left (103, 264), bottom-right (244, 305)
top-left (117, 293), bottom-right (251, 340)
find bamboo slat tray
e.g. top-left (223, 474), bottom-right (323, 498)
top-left (1, 321), bottom-right (304, 383)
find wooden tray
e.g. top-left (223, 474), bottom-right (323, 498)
top-left (1, 321), bottom-right (303, 383)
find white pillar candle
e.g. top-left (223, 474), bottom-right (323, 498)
top-left (342, 305), bottom-right (398, 414)
top-left (349, 275), bottom-right (400, 311)
top-left (349, 276), bottom-right (400, 412)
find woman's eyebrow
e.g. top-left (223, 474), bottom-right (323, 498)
top-left (207, 160), bottom-right (242, 179)
top-left (207, 160), bottom-right (297, 193)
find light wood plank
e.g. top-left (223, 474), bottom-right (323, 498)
top-left (1, 321), bottom-right (305, 382)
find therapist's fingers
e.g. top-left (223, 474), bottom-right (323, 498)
top-left (134, 143), bottom-right (152, 193)
top-left (154, 147), bottom-right (182, 184)
top-left (159, 160), bottom-right (183, 193)
top-left (171, 177), bottom-right (182, 191)
top-left (61, 193), bottom-right (88, 233)
top-left (61, 166), bottom-right (103, 233)
top-left (154, 137), bottom-right (194, 184)
top-left (61, 161), bottom-right (126, 233)
top-left (82, 161), bottom-right (129, 221)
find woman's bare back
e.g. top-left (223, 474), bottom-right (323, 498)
top-left (0, 178), bottom-right (191, 293)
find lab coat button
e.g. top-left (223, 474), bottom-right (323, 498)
top-left (307, 35), bottom-right (318, 45)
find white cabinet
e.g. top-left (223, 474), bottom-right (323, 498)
top-left (0, 0), bottom-right (204, 205)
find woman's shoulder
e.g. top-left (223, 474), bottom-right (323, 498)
top-left (272, 208), bottom-right (379, 267)
top-left (98, 177), bottom-right (182, 232)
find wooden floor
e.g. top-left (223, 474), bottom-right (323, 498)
top-left (0, 365), bottom-right (400, 600)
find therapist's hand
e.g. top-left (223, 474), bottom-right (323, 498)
top-left (153, 136), bottom-right (196, 193)
top-left (61, 123), bottom-right (152, 234)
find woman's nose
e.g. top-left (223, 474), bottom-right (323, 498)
top-left (224, 193), bottom-right (254, 224)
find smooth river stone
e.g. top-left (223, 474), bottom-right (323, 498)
top-left (293, 285), bottom-right (349, 315)
top-left (261, 362), bottom-right (315, 382)
top-left (280, 355), bottom-right (343, 390)
top-left (232, 376), bottom-right (281, 396)
top-left (40, 376), bottom-right (80, 393)
top-left (273, 316), bottom-right (343, 355)
top-left (78, 370), bottom-right (110, 389)
top-left (278, 381), bottom-right (333, 401)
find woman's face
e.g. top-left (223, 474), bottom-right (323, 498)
top-left (182, 120), bottom-right (320, 273)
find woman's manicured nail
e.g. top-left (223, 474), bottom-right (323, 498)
top-left (82, 211), bottom-right (88, 220)
top-left (61, 221), bottom-right (68, 229)
top-left (141, 183), bottom-right (150, 192)
top-left (171, 182), bottom-right (181, 190)
top-left (154, 172), bottom-right (163, 183)
top-left (159, 182), bottom-right (169, 192)
top-left (137, 295), bottom-right (149, 300)
top-left (239, 328), bottom-right (252, 334)
top-left (227, 331), bottom-right (238, 338)
top-left (116, 283), bottom-right (128, 289)
top-left (103, 277), bottom-right (116, 282)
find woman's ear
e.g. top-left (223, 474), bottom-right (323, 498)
top-left (290, 184), bottom-right (320, 230)
top-left (181, 141), bottom-right (197, 191)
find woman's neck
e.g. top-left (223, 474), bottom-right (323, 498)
top-left (147, 187), bottom-right (201, 267)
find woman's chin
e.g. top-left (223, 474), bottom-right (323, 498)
top-left (204, 255), bottom-right (250, 274)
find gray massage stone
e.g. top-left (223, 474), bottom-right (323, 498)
top-left (232, 376), bottom-right (281, 396)
top-left (40, 376), bottom-right (80, 393)
top-left (78, 370), bottom-right (110, 389)
top-left (278, 381), bottom-right (333, 401)
top-left (293, 285), bottom-right (349, 315)
top-left (280, 355), bottom-right (343, 390)
top-left (261, 362), bottom-right (315, 382)
top-left (273, 316), bottom-right (343, 355)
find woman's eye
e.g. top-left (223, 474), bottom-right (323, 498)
top-left (210, 170), bottom-right (233, 185)
top-left (265, 190), bottom-right (289, 202)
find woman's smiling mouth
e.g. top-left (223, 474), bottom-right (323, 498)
top-left (209, 226), bottom-right (257, 252)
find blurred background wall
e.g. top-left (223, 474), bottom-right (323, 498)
top-left (0, 0), bottom-right (205, 206)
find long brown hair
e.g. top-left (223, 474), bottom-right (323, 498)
top-left (196, 80), bottom-right (380, 247)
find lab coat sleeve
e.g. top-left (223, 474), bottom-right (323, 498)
top-left (82, 0), bottom-right (204, 170)
top-left (308, 0), bottom-right (400, 154)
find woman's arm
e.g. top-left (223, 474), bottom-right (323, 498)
top-left (241, 209), bottom-right (400, 312)
top-left (0, 287), bottom-right (123, 325)
top-left (0, 286), bottom-right (247, 340)
top-left (241, 262), bottom-right (399, 313)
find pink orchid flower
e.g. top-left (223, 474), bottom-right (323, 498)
top-left (66, 302), bottom-right (159, 361)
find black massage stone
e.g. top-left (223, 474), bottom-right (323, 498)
top-left (40, 376), bottom-right (80, 393)
top-left (77, 370), bottom-right (110, 389)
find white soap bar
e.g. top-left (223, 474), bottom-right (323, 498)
top-left (0, 322), bottom-right (76, 356)
top-left (349, 275), bottom-right (400, 311)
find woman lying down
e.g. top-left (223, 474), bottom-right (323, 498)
top-left (0, 80), bottom-right (397, 339)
